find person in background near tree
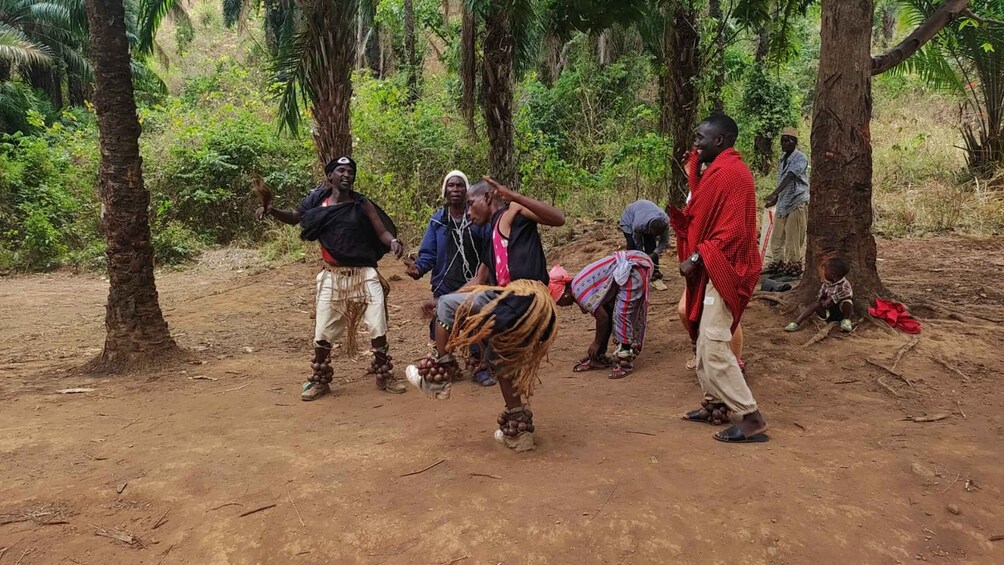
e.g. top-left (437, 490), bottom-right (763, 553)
top-left (256, 156), bottom-right (408, 401)
top-left (670, 114), bottom-right (768, 443)
top-left (406, 171), bottom-right (495, 387)
top-left (619, 199), bottom-right (670, 281)
top-left (550, 251), bottom-right (653, 379)
top-left (406, 177), bottom-right (564, 452)
top-left (785, 256), bottom-right (854, 333)
top-left (763, 127), bottom-right (810, 278)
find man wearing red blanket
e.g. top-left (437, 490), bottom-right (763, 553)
top-left (670, 114), bottom-right (769, 443)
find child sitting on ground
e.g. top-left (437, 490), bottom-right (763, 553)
top-left (785, 256), bottom-right (854, 333)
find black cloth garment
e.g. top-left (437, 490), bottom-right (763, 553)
top-left (297, 186), bottom-right (397, 268)
top-left (624, 232), bottom-right (660, 269)
top-left (481, 206), bottom-right (549, 286)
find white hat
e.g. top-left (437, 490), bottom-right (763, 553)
top-left (441, 170), bottom-right (470, 199)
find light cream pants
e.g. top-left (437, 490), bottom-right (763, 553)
top-left (695, 282), bottom-right (758, 415)
top-left (314, 266), bottom-right (387, 345)
top-left (767, 202), bottom-right (807, 265)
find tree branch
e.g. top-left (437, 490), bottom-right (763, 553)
top-left (871, 0), bottom-right (970, 76)
top-left (962, 8), bottom-right (1004, 27)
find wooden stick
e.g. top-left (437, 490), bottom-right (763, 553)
top-left (469, 473), bottom-right (502, 480)
top-left (400, 459), bottom-right (445, 477)
top-left (876, 377), bottom-right (903, 398)
top-left (866, 358), bottom-right (915, 388)
top-left (957, 401), bottom-right (967, 420)
top-left (14, 547), bottom-right (33, 565)
top-left (625, 430), bottom-right (656, 436)
top-left (286, 487), bottom-right (305, 528)
top-left (989, 534), bottom-right (1004, 542)
top-left (890, 336), bottom-right (920, 372)
top-left (794, 422), bottom-right (807, 431)
top-left (152, 507), bottom-right (171, 530)
top-left (238, 504), bottom-right (276, 518)
top-left (0, 547), bottom-right (9, 561)
top-left (834, 379), bottom-right (859, 385)
top-left (585, 482), bottom-right (618, 524)
top-left (210, 502), bottom-right (243, 511)
top-left (803, 324), bottom-right (837, 347)
top-left (933, 356), bottom-right (971, 383)
top-left (941, 472), bottom-right (961, 493)
top-left (442, 556), bottom-right (469, 565)
top-left (222, 383), bottom-right (251, 393)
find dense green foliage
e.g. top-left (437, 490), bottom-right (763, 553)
top-left (0, 2), bottom-right (1000, 274)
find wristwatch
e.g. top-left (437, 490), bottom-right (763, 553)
top-left (689, 252), bottom-right (701, 264)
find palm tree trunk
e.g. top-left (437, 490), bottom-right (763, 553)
top-left (68, 73), bottom-right (92, 106)
top-left (482, 3), bottom-right (517, 188)
top-left (661, 1), bottom-right (700, 207)
top-left (0, 60), bottom-right (10, 82)
top-left (752, 24), bottom-right (774, 174)
top-left (305, 1), bottom-right (357, 164)
top-left (540, 32), bottom-right (560, 87)
top-left (708, 0), bottom-right (725, 113)
top-left (404, 0), bottom-right (419, 105)
top-left (801, 0), bottom-right (887, 310)
top-left (27, 64), bottom-right (64, 109)
top-left (83, 0), bottom-right (177, 370)
top-left (461, 5), bottom-right (477, 136)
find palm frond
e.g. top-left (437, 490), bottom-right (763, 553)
top-left (272, 17), bottom-right (313, 135)
top-left (0, 80), bottom-right (46, 134)
top-left (0, 25), bottom-right (54, 68)
top-left (135, 0), bottom-right (186, 55)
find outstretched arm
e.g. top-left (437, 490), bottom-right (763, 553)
top-left (362, 200), bottom-right (404, 258)
top-left (484, 176), bottom-right (565, 227)
top-left (257, 205), bottom-right (302, 226)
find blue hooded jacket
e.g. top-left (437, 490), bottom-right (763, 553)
top-left (414, 207), bottom-right (487, 297)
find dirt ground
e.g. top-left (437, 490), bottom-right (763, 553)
top-left (1, 230), bottom-right (1002, 565)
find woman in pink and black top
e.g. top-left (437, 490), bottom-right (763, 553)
top-left (407, 176), bottom-right (565, 452)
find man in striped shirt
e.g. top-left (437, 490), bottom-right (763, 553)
top-left (550, 251), bottom-right (654, 379)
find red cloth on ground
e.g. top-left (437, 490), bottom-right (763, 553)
top-left (669, 149), bottom-right (762, 341)
top-left (868, 298), bottom-right (922, 334)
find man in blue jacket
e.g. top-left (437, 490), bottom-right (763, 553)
top-left (406, 170), bottom-right (495, 386)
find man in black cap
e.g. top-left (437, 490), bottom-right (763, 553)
top-left (257, 156), bottom-right (407, 401)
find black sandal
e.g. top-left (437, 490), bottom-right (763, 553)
top-left (713, 425), bottom-right (769, 443)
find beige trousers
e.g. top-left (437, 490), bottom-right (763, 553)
top-left (767, 202), bottom-right (807, 264)
top-left (695, 282), bottom-right (757, 415)
top-left (314, 266), bottom-right (387, 344)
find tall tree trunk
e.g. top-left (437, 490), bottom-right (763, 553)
top-left (752, 24), bottom-right (774, 174)
top-left (27, 65), bottom-right (63, 109)
top-left (404, 0), bottom-right (419, 105)
top-left (482, 3), bottom-right (517, 188)
top-left (661, 2), bottom-right (701, 207)
top-left (802, 0), bottom-right (886, 310)
top-left (540, 32), bottom-right (560, 87)
top-left (83, 0), bottom-right (177, 370)
top-left (366, 22), bottom-right (381, 75)
top-left (708, 0), bottom-right (725, 113)
top-left (305, 1), bottom-right (357, 164)
top-left (68, 73), bottom-right (92, 106)
top-left (597, 29), bottom-right (610, 66)
top-left (881, 4), bottom-right (897, 46)
top-left (461, 5), bottom-right (477, 136)
top-left (0, 60), bottom-right (10, 82)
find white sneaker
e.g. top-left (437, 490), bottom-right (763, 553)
top-left (405, 365), bottom-right (451, 400)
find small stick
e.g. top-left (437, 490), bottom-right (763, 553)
top-left (625, 430), bottom-right (656, 436)
top-left (803, 324), bottom-right (837, 347)
top-left (210, 502), bottom-right (244, 511)
top-left (956, 401), bottom-right (967, 420)
top-left (0, 547), bottom-right (8, 561)
top-left (443, 556), bottom-right (469, 565)
top-left (469, 473), bottom-right (502, 480)
top-left (941, 472), bottom-right (961, 493)
top-left (152, 507), bottom-right (171, 530)
top-left (933, 356), bottom-right (971, 383)
top-left (876, 377), bottom-right (903, 398)
top-left (834, 379), bottom-right (859, 385)
top-left (238, 504), bottom-right (276, 518)
top-left (121, 418), bottom-right (140, 430)
top-left (794, 422), bottom-right (807, 431)
top-left (989, 534), bottom-right (1004, 542)
top-left (222, 383), bottom-right (250, 393)
top-left (400, 459), bottom-right (445, 477)
top-left (866, 358), bottom-right (915, 388)
top-left (890, 336), bottom-right (920, 372)
top-left (14, 547), bottom-right (33, 565)
top-left (585, 482), bottom-right (618, 524)
top-left (286, 486), bottom-right (305, 528)
top-left (907, 413), bottom-right (949, 422)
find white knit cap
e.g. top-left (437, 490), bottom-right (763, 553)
top-left (441, 170), bottom-right (471, 199)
